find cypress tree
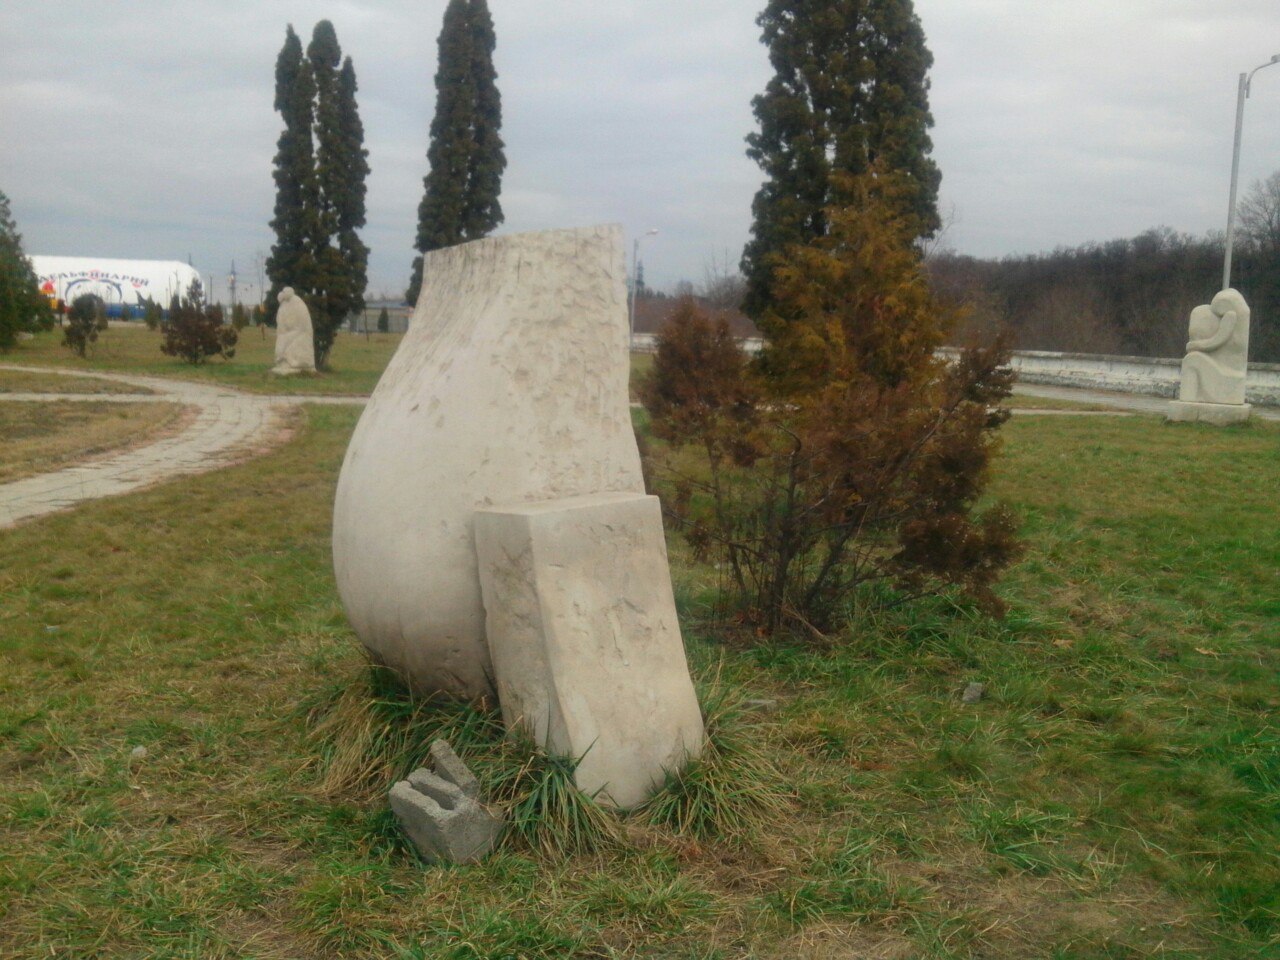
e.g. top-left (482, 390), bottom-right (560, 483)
top-left (407, 0), bottom-right (505, 305)
top-left (265, 26), bottom-right (319, 328)
top-left (266, 22), bottom-right (369, 369)
top-left (741, 0), bottom-right (941, 319)
top-left (336, 56), bottom-right (371, 321)
top-left (307, 20), bottom-right (354, 366)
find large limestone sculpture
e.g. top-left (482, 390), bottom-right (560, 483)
top-left (331, 226), bottom-right (644, 699)
top-left (475, 493), bottom-right (704, 809)
top-left (272, 287), bottom-right (316, 376)
top-left (1168, 289), bottom-right (1251, 424)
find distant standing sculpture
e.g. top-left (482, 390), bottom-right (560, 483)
top-left (272, 287), bottom-right (316, 375)
top-left (1168, 289), bottom-right (1251, 424)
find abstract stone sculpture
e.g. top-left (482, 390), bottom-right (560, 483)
top-left (1168, 289), bottom-right (1251, 424)
top-left (271, 287), bottom-right (316, 376)
top-left (389, 740), bottom-right (502, 864)
top-left (332, 226), bottom-right (644, 699)
top-left (474, 492), bottom-right (704, 810)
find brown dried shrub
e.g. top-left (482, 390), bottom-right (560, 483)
top-left (641, 171), bottom-right (1021, 637)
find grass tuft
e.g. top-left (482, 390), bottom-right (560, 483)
top-left (642, 668), bottom-right (794, 840)
top-left (305, 657), bottom-right (623, 858)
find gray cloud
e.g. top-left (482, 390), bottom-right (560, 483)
top-left (2, 1), bottom-right (1277, 302)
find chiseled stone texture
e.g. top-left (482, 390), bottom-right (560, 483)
top-left (1177, 289), bottom-right (1250, 406)
top-left (332, 226), bottom-right (644, 699)
top-left (272, 287), bottom-right (316, 376)
top-left (474, 492), bottom-right (704, 811)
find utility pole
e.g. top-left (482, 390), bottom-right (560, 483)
top-left (1223, 54), bottom-right (1280, 290)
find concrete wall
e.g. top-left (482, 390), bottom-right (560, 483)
top-left (630, 332), bottom-right (763, 354)
top-left (633, 333), bottom-right (1280, 408)
top-left (1005, 349), bottom-right (1280, 407)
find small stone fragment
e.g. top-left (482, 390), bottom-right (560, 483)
top-left (428, 739), bottom-right (480, 799)
top-left (130, 745), bottom-right (148, 759)
top-left (389, 740), bottom-right (502, 864)
top-left (961, 683), bottom-right (986, 705)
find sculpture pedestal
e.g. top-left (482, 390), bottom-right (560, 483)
top-left (1167, 400), bottom-right (1251, 425)
top-left (474, 492), bottom-right (703, 810)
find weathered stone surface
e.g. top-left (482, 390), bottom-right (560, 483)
top-left (961, 682), bottom-right (986, 705)
top-left (1176, 289), bottom-right (1250, 407)
top-left (474, 492), bottom-right (704, 810)
top-left (332, 226), bottom-right (643, 699)
top-left (1167, 399), bottom-right (1253, 425)
top-left (389, 740), bottom-right (501, 864)
top-left (271, 287), bottom-right (316, 376)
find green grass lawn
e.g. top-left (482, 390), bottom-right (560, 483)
top-left (1, 325), bottom-right (402, 396)
top-left (0, 408), bottom-right (1276, 958)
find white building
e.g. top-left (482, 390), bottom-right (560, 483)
top-left (29, 256), bottom-right (202, 318)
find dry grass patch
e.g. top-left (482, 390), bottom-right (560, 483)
top-left (0, 400), bottom-right (187, 483)
top-left (0, 367), bottom-right (153, 395)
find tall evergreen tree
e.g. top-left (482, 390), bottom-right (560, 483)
top-left (407, 0), bottom-right (505, 305)
top-left (266, 22), bottom-right (370, 368)
top-left (265, 26), bottom-right (319, 327)
top-left (336, 57), bottom-right (371, 321)
top-left (0, 189), bottom-right (52, 351)
top-left (741, 0), bottom-right (941, 319)
top-left (306, 20), bottom-right (356, 366)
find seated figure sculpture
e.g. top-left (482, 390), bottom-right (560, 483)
top-left (1168, 289), bottom-right (1251, 424)
top-left (272, 287), bottom-right (316, 375)
top-left (1179, 289), bottom-right (1249, 405)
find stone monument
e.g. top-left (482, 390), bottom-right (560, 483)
top-left (332, 226), bottom-right (647, 700)
top-left (271, 287), bottom-right (316, 376)
top-left (1168, 289), bottom-right (1251, 424)
top-left (334, 225), bottom-right (704, 811)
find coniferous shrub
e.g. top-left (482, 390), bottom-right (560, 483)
top-left (161, 297), bottom-right (237, 365)
top-left (63, 294), bottom-right (106, 357)
top-left (0, 189), bottom-right (53, 350)
top-left (142, 298), bottom-right (164, 331)
top-left (377, 306), bottom-right (389, 333)
top-left (641, 171), bottom-right (1020, 637)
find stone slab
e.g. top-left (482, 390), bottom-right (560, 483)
top-left (474, 492), bottom-right (704, 810)
top-left (1166, 400), bottom-right (1252, 425)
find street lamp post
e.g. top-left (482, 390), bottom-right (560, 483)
top-left (628, 228), bottom-right (659, 346)
top-left (1223, 54), bottom-right (1280, 290)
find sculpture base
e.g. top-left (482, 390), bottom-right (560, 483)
top-left (1167, 400), bottom-right (1251, 425)
top-left (270, 365), bottom-right (313, 377)
top-left (474, 492), bottom-right (704, 810)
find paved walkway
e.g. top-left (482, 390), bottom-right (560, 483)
top-left (0, 365), bottom-right (366, 529)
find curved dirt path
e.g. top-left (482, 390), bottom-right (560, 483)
top-left (0, 365), bottom-right (366, 528)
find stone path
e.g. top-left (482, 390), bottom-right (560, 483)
top-left (0, 365), bottom-right (366, 529)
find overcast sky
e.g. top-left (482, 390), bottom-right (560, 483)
top-left (2, 1), bottom-right (1278, 303)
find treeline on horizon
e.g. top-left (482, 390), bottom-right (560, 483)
top-left (928, 227), bottom-right (1280, 364)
